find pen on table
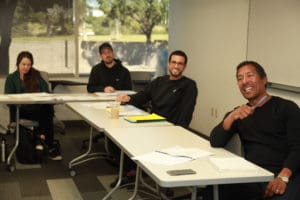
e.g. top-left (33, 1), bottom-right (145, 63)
top-left (155, 150), bottom-right (194, 160)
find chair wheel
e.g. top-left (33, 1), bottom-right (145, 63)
top-left (7, 164), bottom-right (15, 172)
top-left (69, 169), bottom-right (76, 177)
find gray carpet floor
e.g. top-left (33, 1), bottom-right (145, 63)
top-left (0, 121), bottom-right (120, 200)
top-left (0, 121), bottom-right (194, 200)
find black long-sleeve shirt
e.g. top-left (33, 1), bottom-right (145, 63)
top-left (128, 75), bottom-right (198, 128)
top-left (87, 59), bottom-right (132, 93)
top-left (210, 96), bottom-right (300, 175)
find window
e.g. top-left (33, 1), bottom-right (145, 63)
top-left (8, 0), bottom-right (74, 74)
top-left (0, 0), bottom-right (168, 77)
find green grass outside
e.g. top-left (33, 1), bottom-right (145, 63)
top-left (12, 34), bottom-right (168, 42)
top-left (86, 34), bottom-right (168, 42)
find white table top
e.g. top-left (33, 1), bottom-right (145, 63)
top-left (105, 126), bottom-right (274, 188)
top-left (67, 102), bottom-right (172, 131)
top-left (0, 92), bottom-right (133, 104)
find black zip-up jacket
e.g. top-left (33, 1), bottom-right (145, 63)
top-left (87, 59), bottom-right (132, 93)
top-left (210, 96), bottom-right (300, 175)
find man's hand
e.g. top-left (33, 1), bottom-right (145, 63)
top-left (264, 168), bottom-right (291, 197)
top-left (104, 86), bottom-right (115, 93)
top-left (117, 94), bottom-right (130, 103)
top-left (223, 105), bottom-right (254, 130)
top-left (264, 177), bottom-right (287, 197)
top-left (229, 105), bottom-right (254, 120)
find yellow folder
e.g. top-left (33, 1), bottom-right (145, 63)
top-left (124, 113), bottom-right (166, 123)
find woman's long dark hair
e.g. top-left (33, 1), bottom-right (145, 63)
top-left (16, 51), bottom-right (41, 92)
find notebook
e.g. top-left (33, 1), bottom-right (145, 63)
top-left (124, 113), bottom-right (166, 123)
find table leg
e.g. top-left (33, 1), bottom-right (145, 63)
top-left (68, 126), bottom-right (108, 171)
top-left (213, 185), bottom-right (219, 200)
top-left (69, 126), bottom-right (94, 169)
top-left (102, 151), bottom-right (124, 200)
top-left (191, 186), bottom-right (197, 200)
top-left (7, 105), bottom-right (20, 166)
top-left (128, 165), bottom-right (140, 200)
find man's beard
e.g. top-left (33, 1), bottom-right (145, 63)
top-left (104, 58), bottom-right (114, 65)
top-left (169, 70), bottom-right (182, 78)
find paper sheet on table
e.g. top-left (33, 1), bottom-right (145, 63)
top-left (80, 102), bottom-right (110, 109)
top-left (119, 105), bottom-right (147, 116)
top-left (209, 157), bottom-right (258, 171)
top-left (56, 95), bottom-right (97, 101)
top-left (133, 146), bottom-right (213, 166)
top-left (92, 93), bottom-right (117, 101)
top-left (157, 146), bottom-right (213, 159)
top-left (94, 90), bottom-right (136, 97)
top-left (132, 151), bottom-right (192, 166)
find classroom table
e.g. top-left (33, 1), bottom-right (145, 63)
top-left (65, 101), bottom-right (273, 200)
top-left (0, 92), bottom-right (126, 172)
top-left (66, 102), bottom-right (172, 176)
top-left (104, 126), bottom-right (274, 200)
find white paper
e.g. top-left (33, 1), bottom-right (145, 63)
top-left (132, 146), bottom-right (213, 166)
top-left (119, 105), bottom-right (147, 116)
top-left (81, 102), bottom-right (110, 109)
top-left (94, 92), bottom-right (116, 97)
top-left (132, 151), bottom-right (191, 166)
top-left (94, 90), bottom-right (136, 97)
top-left (55, 95), bottom-right (97, 101)
top-left (209, 157), bottom-right (258, 171)
top-left (156, 146), bottom-right (213, 160)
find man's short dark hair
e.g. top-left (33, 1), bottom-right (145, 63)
top-left (236, 60), bottom-right (267, 79)
top-left (169, 50), bottom-right (188, 65)
top-left (99, 42), bottom-right (113, 54)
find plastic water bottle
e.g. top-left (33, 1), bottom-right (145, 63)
top-left (1, 137), bottom-right (6, 163)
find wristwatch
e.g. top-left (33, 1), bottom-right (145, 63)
top-left (277, 175), bottom-right (289, 183)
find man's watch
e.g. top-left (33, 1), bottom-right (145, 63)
top-left (277, 175), bottom-right (289, 183)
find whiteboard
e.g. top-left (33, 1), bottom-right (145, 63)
top-left (247, 0), bottom-right (300, 87)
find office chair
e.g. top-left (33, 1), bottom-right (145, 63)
top-left (1, 71), bottom-right (65, 135)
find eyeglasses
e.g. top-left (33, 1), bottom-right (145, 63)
top-left (169, 61), bottom-right (185, 67)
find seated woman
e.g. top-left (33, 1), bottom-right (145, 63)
top-left (4, 51), bottom-right (62, 161)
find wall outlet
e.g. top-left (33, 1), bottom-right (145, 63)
top-left (214, 109), bottom-right (218, 118)
top-left (211, 107), bottom-right (214, 117)
top-left (211, 107), bottom-right (218, 118)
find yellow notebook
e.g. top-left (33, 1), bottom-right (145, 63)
top-left (124, 113), bottom-right (166, 123)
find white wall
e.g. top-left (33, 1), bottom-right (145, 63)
top-left (169, 0), bottom-right (300, 136)
top-left (169, 0), bottom-right (249, 135)
top-left (247, 0), bottom-right (300, 87)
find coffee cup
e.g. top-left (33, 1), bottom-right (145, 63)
top-left (110, 102), bottom-right (120, 119)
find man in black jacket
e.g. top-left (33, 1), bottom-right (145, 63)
top-left (87, 42), bottom-right (132, 93)
top-left (210, 61), bottom-right (300, 200)
top-left (117, 50), bottom-right (197, 128)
